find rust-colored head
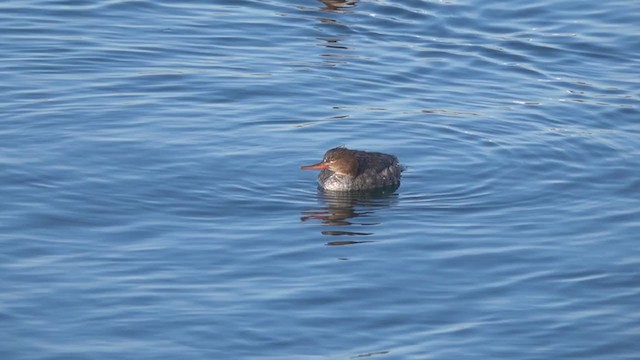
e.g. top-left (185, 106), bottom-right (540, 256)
top-left (300, 147), bottom-right (358, 177)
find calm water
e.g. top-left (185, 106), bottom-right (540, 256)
top-left (1, 0), bottom-right (639, 359)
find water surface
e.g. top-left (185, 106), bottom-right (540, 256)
top-left (1, 0), bottom-right (639, 359)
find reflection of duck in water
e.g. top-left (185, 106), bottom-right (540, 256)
top-left (301, 147), bottom-right (404, 191)
top-left (301, 184), bottom-right (400, 243)
top-left (300, 185), bottom-right (398, 245)
top-left (318, 0), bottom-right (359, 11)
top-left (301, 186), bottom-right (399, 224)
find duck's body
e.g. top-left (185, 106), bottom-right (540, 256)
top-left (301, 147), bottom-right (404, 191)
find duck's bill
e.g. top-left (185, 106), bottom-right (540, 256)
top-left (300, 162), bottom-right (329, 170)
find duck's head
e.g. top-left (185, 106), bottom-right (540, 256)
top-left (300, 147), bottom-right (358, 177)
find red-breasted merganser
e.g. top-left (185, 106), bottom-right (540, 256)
top-left (301, 146), bottom-right (404, 191)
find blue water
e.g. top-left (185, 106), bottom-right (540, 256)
top-left (1, 0), bottom-right (639, 359)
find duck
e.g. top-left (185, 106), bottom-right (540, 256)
top-left (301, 146), bottom-right (404, 191)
